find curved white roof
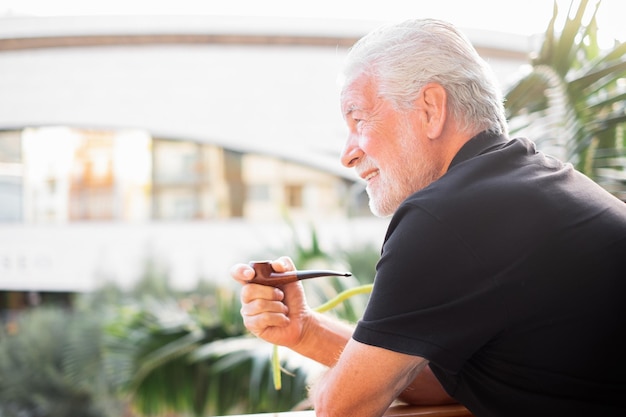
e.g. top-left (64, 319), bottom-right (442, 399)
top-left (0, 15), bottom-right (532, 180)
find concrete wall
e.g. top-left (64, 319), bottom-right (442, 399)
top-left (0, 218), bottom-right (390, 292)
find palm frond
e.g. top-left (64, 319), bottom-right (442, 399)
top-left (506, 0), bottom-right (626, 197)
top-left (0, 307), bottom-right (122, 417)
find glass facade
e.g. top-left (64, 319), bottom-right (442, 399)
top-left (0, 127), bottom-right (355, 224)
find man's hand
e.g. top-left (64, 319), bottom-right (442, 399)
top-left (230, 256), bottom-right (313, 348)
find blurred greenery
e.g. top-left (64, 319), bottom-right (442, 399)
top-left (100, 289), bottom-right (305, 416)
top-left (0, 306), bottom-right (123, 417)
top-left (506, 0), bottom-right (626, 200)
top-left (0, 222), bottom-right (378, 417)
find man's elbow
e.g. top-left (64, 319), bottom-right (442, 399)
top-left (311, 388), bottom-right (341, 417)
top-left (313, 389), bottom-right (388, 417)
top-left (311, 384), bottom-right (356, 417)
top-left (313, 397), bottom-right (335, 417)
top-left (313, 398), bottom-right (366, 417)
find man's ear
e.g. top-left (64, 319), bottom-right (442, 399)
top-left (419, 83), bottom-right (447, 139)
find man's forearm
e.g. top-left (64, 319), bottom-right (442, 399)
top-left (291, 311), bottom-right (354, 366)
top-left (289, 312), bottom-right (456, 409)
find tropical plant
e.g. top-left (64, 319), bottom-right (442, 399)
top-left (236, 221), bottom-right (377, 401)
top-left (100, 222), bottom-right (380, 416)
top-left (0, 209), bottom-right (377, 417)
top-left (102, 287), bottom-right (312, 416)
top-left (287, 220), bottom-right (376, 323)
top-left (505, 0), bottom-right (626, 200)
top-left (0, 307), bottom-right (123, 417)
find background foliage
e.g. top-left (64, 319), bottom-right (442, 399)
top-left (0, 224), bottom-right (377, 417)
top-left (506, 0), bottom-right (626, 200)
top-left (0, 307), bottom-right (123, 417)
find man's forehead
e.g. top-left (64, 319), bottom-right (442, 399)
top-left (340, 73), bottom-right (376, 112)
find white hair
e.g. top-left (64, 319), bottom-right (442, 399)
top-left (342, 19), bottom-right (508, 136)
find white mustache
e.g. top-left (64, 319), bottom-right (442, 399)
top-left (355, 158), bottom-right (378, 178)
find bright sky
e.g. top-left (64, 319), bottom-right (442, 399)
top-left (0, 0), bottom-right (625, 43)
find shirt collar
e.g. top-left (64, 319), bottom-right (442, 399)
top-left (449, 130), bottom-right (509, 169)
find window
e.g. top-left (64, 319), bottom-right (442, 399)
top-left (247, 184), bottom-right (270, 201)
top-left (285, 184), bottom-right (303, 208)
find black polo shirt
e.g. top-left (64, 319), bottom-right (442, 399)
top-left (353, 131), bottom-right (626, 416)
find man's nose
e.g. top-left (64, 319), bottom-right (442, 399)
top-left (340, 133), bottom-right (363, 168)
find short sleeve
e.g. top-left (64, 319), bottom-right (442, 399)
top-left (353, 202), bottom-right (508, 373)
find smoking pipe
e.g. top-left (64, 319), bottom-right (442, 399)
top-left (248, 261), bottom-right (352, 287)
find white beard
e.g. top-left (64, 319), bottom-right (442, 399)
top-left (364, 120), bottom-right (442, 217)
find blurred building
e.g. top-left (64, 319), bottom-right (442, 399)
top-left (0, 126), bottom-right (353, 222)
top-left (0, 15), bottom-right (533, 313)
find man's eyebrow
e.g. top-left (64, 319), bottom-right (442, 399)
top-left (344, 104), bottom-right (359, 117)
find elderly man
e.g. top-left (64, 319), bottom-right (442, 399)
top-left (231, 19), bottom-right (626, 417)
